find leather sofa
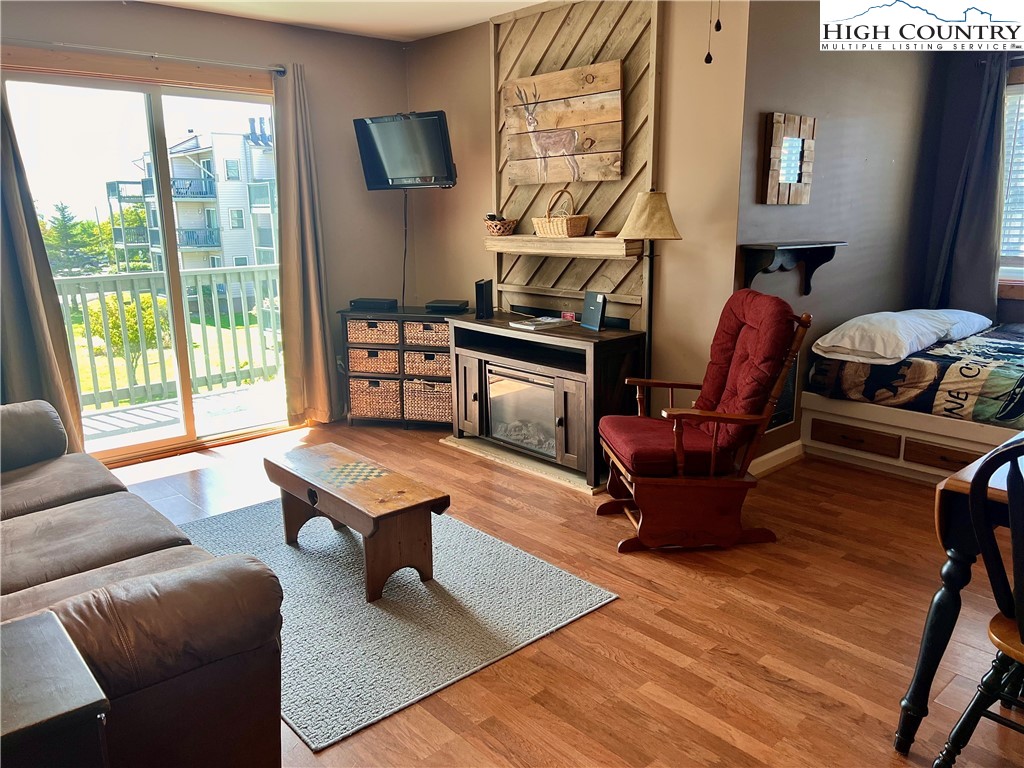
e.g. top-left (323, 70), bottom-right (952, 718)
top-left (0, 400), bottom-right (283, 768)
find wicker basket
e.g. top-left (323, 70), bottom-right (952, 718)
top-left (348, 378), bottom-right (401, 420)
top-left (404, 351), bottom-right (450, 377)
top-left (403, 321), bottom-right (450, 348)
top-left (348, 348), bottom-right (399, 374)
top-left (403, 380), bottom-right (453, 423)
top-left (347, 319), bottom-right (399, 345)
top-left (484, 218), bottom-right (518, 236)
top-left (532, 189), bottom-right (588, 238)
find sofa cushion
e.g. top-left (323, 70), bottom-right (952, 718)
top-left (0, 492), bottom-right (190, 595)
top-left (51, 555), bottom-right (283, 699)
top-left (0, 545), bottom-right (213, 621)
top-left (0, 400), bottom-right (68, 471)
top-left (1, 453), bottom-right (127, 520)
top-left (599, 415), bottom-right (736, 477)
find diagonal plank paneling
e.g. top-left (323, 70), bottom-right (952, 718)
top-left (490, 1), bottom-right (659, 330)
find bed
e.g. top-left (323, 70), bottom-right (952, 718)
top-left (800, 318), bottom-right (1023, 482)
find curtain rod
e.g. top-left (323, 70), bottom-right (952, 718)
top-left (2, 37), bottom-right (286, 76)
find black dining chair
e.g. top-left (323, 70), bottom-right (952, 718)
top-left (933, 435), bottom-right (1024, 768)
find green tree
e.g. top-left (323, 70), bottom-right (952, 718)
top-left (42, 202), bottom-right (106, 275)
top-left (111, 203), bottom-right (147, 229)
top-left (78, 219), bottom-right (116, 272)
top-left (88, 293), bottom-right (171, 374)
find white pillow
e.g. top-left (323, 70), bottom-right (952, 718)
top-left (812, 310), bottom-right (952, 365)
top-left (929, 309), bottom-right (992, 341)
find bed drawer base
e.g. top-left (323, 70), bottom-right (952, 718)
top-left (801, 393), bottom-right (1013, 483)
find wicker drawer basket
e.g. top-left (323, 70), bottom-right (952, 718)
top-left (349, 348), bottom-right (399, 374)
top-left (403, 380), bottom-right (453, 423)
top-left (403, 351), bottom-right (450, 377)
top-left (403, 320), bottom-right (450, 348)
top-left (348, 378), bottom-right (401, 420)
top-left (347, 319), bottom-right (399, 345)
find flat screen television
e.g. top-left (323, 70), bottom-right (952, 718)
top-left (353, 111), bottom-right (457, 190)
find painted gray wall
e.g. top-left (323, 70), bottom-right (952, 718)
top-left (736, 0), bottom-right (935, 449)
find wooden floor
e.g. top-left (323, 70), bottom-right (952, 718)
top-left (113, 424), bottom-right (1024, 768)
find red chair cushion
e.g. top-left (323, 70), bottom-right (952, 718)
top-left (693, 289), bottom-right (796, 448)
top-left (599, 415), bottom-right (736, 478)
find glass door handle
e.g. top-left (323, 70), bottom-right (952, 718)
top-left (556, 416), bottom-right (565, 428)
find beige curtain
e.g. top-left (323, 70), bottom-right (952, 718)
top-left (274, 64), bottom-right (338, 425)
top-left (0, 91), bottom-right (84, 451)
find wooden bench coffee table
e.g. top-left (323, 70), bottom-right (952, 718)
top-left (264, 443), bottom-right (450, 601)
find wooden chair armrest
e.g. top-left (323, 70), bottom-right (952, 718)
top-left (660, 408), bottom-right (765, 426)
top-left (625, 378), bottom-right (703, 391)
top-left (658, 409), bottom-right (764, 476)
top-left (625, 379), bottom-right (704, 415)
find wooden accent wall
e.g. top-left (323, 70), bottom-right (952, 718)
top-left (490, 1), bottom-right (660, 330)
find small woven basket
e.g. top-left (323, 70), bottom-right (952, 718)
top-left (484, 218), bottom-right (518, 236)
top-left (348, 379), bottom-right (401, 420)
top-left (403, 321), bottom-right (450, 347)
top-left (533, 189), bottom-right (588, 238)
top-left (403, 380), bottom-right (453, 423)
top-left (347, 320), bottom-right (398, 345)
top-left (348, 349), bottom-right (399, 374)
top-left (404, 351), bottom-right (451, 377)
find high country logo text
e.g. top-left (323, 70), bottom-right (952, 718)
top-left (820, 1), bottom-right (1024, 51)
top-left (822, 23), bottom-right (1019, 39)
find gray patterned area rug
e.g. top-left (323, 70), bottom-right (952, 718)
top-left (181, 500), bottom-right (616, 752)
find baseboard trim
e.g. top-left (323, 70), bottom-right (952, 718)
top-left (750, 441), bottom-right (804, 477)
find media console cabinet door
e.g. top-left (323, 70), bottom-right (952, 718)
top-left (456, 354), bottom-right (482, 436)
top-left (555, 377), bottom-right (586, 471)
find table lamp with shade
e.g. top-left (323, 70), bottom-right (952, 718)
top-left (617, 191), bottom-right (680, 379)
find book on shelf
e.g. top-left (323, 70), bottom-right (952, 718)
top-left (508, 316), bottom-right (574, 331)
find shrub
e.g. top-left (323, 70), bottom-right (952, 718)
top-left (87, 293), bottom-right (171, 373)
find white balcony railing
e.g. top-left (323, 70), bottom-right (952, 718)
top-left (53, 266), bottom-right (281, 411)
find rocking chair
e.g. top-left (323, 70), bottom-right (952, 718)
top-left (597, 289), bottom-right (811, 553)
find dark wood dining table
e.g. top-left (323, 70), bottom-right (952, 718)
top-left (893, 431), bottom-right (1019, 755)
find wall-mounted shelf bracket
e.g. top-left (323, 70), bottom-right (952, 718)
top-left (738, 241), bottom-right (847, 295)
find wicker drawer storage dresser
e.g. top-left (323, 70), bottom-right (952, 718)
top-left (338, 307), bottom-right (469, 427)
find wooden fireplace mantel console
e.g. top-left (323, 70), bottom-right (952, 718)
top-left (449, 312), bottom-right (645, 488)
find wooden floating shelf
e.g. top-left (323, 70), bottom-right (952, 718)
top-left (484, 235), bottom-right (644, 259)
top-left (738, 240), bottom-right (847, 295)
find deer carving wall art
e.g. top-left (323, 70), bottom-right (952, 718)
top-left (516, 85), bottom-right (582, 183)
top-left (502, 61), bottom-right (623, 186)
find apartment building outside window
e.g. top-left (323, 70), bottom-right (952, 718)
top-left (4, 77), bottom-right (283, 457)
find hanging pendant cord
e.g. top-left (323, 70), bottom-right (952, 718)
top-left (705, 2), bottom-right (714, 64)
top-left (1, 36), bottom-right (286, 75)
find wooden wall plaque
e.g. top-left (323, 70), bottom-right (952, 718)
top-left (763, 112), bottom-right (816, 205)
top-left (502, 60), bottom-right (623, 185)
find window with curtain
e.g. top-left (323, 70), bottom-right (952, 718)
top-left (1001, 81), bottom-right (1024, 285)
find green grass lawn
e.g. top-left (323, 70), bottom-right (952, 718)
top-left (72, 320), bottom-right (281, 409)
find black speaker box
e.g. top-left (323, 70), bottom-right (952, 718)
top-left (425, 299), bottom-right (469, 313)
top-left (475, 279), bottom-right (494, 319)
top-left (350, 297), bottom-right (398, 312)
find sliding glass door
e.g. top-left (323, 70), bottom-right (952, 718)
top-left (4, 77), bottom-right (284, 456)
